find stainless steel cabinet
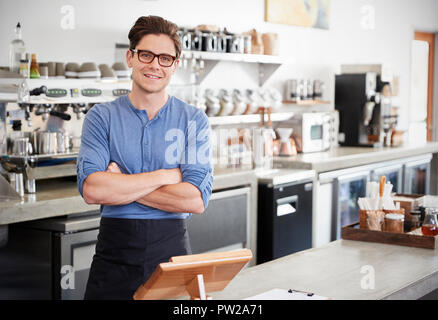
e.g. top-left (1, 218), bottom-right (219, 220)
top-left (0, 211), bottom-right (100, 300)
top-left (187, 187), bottom-right (251, 254)
top-left (53, 227), bottom-right (98, 300)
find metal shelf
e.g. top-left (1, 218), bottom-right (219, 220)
top-left (179, 50), bottom-right (294, 87)
top-left (208, 112), bottom-right (294, 126)
top-left (0, 78), bottom-right (131, 86)
top-left (180, 50), bottom-right (294, 64)
top-left (283, 100), bottom-right (331, 105)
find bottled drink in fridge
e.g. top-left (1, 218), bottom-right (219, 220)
top-left (9, 22), bottom-right (26, 73)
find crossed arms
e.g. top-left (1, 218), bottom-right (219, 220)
top-left (82, 162), bottom-right (205, 214)
top-left (78, 106), bottom-right (211, 215)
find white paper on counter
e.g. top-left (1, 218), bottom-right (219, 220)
top-left (244, 288), bottom-right (330, 300)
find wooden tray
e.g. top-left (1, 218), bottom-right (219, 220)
top-left (342, 223), bottom-right (438, 249)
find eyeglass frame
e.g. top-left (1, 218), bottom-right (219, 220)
top-left (130, 49), bottom-right (177, 67)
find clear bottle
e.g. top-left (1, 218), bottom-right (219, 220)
top-left (9, 22), bottom-right (26, 73)
top-left (421, 208), bottom-right (438, 236)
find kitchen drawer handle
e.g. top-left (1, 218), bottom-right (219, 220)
top-left (277, 203), bottom-right (296, 217)
top-left (276, 195), bottom-right (298, 217)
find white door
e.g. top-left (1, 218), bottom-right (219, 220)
top-left (408, 39), bottom-right (429, 144)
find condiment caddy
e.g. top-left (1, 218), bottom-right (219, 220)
top-left (341, 176), bottom-right (438, 249)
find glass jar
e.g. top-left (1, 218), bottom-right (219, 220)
top-left (384, 213), bottom-right (404, 233)
top-left (408, 210), bottom-right (422, 231)
top-left (421, 208), bottom-right (438, 236)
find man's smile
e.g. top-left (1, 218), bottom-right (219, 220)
top-left (144, 73), bottom-right (162, 80)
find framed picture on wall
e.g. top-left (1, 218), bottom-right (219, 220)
top-left (265, 0), bottom-right (331, 29)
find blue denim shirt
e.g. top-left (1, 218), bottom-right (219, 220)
top-left (77, 95), bottom-right (213, 219)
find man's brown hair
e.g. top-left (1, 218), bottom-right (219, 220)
top-left (128, 16), bottom-right (181, 58)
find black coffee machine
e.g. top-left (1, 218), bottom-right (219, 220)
top-left (335, 72), bottom-right (394, 147)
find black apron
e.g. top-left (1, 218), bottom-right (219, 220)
top-left (84, 217), bottom-right (191, 300)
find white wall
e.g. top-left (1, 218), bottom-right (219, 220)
top-left (1, 0), bottom-right (438, 130)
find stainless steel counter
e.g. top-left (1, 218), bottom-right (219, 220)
top-left (255, 168), bottom-right (315, 186)
top-left (274, 142), bottom-right (438, 173)
top-left (0, 179), bottom-right (99, 225)
top-left (211, 239), bottom-right (438, 300)
top-left (211, 168), bottom-right (257, 190)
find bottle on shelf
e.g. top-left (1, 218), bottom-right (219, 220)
top-left (9, 22), bottom-right (26, 73)
top-left (30, 54), bottom-right (40, 79)
top-left (252, 108), bottom-right (265, 169)
top-left (19, 57), bottom-right (29, 78)
top-left (263, 107), bottom-right (275, 167)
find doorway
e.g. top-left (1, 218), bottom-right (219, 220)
top-left (409, 31), bottom-right (435, 142)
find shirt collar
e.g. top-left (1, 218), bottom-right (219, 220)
top-left (124, 95), bottom-right (173, 124)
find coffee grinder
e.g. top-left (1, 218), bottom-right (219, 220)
top-left (335, 72), bottom-right (394, 147)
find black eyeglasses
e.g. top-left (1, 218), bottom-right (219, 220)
top-left (130, 49), bottom-right (177, 67)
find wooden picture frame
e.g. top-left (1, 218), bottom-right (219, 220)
top-left (265, 0), bottom-right (331, 29)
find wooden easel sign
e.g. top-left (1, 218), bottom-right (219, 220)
top-left (133, 249), bottom-right (253, 300)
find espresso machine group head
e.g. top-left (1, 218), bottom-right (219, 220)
top-left (334, 72), bottom-right (394, 147)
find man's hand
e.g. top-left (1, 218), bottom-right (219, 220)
top-left (165, 168), bottom-right (183, 185)
top-left (106, 162), bottom-right (122, 174)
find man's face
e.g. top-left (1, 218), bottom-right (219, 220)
top-left (127, 34), bottom-right (179, 95)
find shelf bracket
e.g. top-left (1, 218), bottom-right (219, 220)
top-left (259, 63), bottom-right (282, 87)
top-left (196, 60), bottom-right (220, 84)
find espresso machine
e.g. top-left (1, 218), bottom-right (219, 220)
top-left (335, 72), bottom-right (397, 147)
top-left (0, 77), bottom-right (131, 196)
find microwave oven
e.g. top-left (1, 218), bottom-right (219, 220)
top-left (288, 113), bottom-right (331, 153)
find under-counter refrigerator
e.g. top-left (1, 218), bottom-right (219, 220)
top-left (316, 155), bottom-right (433, 245)
top-left (318, 166), bottom-right (370, 242)
top-left (403, 154), bottom-right (432, 195)
top-left (369, 155), bottom-right (431, 195)
top-left (0, 211), bottom-right (100, 300)
top-left (370, 161), bottom-right (404, 193)
top-left (256, 170), bottom-right (314, 264)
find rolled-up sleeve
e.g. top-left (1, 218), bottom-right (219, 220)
top-left (76, 106), bottom-right (110, 197)
top-left (180, 111), bottom-right (214, 209)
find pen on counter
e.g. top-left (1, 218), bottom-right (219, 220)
top-left (288, 289), bottom-right (314, 297)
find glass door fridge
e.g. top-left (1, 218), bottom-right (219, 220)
top-left (332, 169), bottom-right (370, 241)
top-left (403, 154), bottom-right (432, 195)
top-left (370, 162), bottom-right (404, 193)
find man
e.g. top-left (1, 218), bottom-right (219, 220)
top-left (77, 15), bottom-right (213, 300)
